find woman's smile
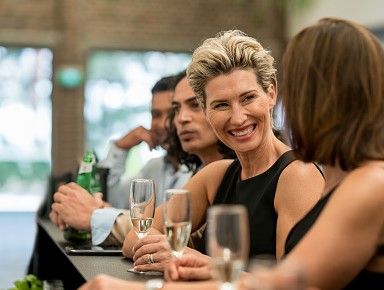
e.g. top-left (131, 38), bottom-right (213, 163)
top-left (229, 124), bottom-right (256, 138)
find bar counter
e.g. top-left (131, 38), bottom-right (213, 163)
top-left (33, 218), bottom-right (159, 289)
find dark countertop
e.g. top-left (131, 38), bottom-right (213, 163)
top-left (36, 218), bottom-right (162, 288)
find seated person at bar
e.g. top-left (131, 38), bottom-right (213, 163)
top-left (49, 70), bottom-right (235, 246)
top-left (79, 17), bottom-right (384, 290)
top-left (97, 74), bottom-right (192, 209)
top-left (121, 29), bottom-right (324, 273)
top-left (49, 74), bottom-right (191, 245)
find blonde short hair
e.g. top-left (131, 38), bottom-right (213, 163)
top-left (187, 29), bottom-right (276, 110)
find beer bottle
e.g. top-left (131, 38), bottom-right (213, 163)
top-left (64, 150), bottom-right (94, 243)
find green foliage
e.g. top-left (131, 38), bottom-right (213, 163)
top-left (5, 275), bottom-right (43, 290)
top-left (0, 161), bottom-right (50, 187)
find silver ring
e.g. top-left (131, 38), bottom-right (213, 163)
top-left (148, 253), bottom-right (155, 264)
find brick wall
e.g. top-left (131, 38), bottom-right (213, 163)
top-left (0, 0), bottom-right (286, 176)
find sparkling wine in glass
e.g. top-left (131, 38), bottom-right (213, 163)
top-left (163, 188), bottom-right (192, 259)
top-left (127, 178), bottom-right (156, 274)
top-left (207, 205), bottom-right (249, 290)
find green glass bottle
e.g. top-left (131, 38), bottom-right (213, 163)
top-left (89, 150), bottom-right (102, 194)
top-left (64, 151), bottom-right (94, 243)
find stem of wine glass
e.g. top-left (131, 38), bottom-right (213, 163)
top-left (212, 256), bottom-right (244, 290)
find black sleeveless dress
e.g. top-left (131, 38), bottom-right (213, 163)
top-left (198, 150), bottom-right (298, 258)
top-left (285, 188), bottom-right (384, 289)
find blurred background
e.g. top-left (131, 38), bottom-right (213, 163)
top-left (0, 0), bottom-right (383, 288)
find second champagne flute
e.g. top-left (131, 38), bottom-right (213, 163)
top-left (207, 204), bottom-right (249, 290)
top-left (127, 178), bottom-right (156, 274)
top-left (163, 188), bottom-right (192, 259)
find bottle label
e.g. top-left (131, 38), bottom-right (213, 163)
top-left (78, 162), bottom-right (92, 174)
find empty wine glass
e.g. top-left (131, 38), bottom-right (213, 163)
top-left (127, 178), bottom-right (156, 274)
top-left (207, 205), bottom-right (249, 290)
top-left (163, 188), bottom-right (192, 259)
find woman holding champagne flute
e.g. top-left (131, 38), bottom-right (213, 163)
top-left (122, 29), bottom-right (324, 275)
top-left (127, 178), bottom-right (156, 274)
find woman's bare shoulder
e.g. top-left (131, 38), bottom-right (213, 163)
top-left (282, 159), bottom-right (323, 181)
top-left (202, 159), bottom-right (235, 172)
top-left (185, 159), bottom-right (234, 186)
top-left (276, 159), bottom-right (324, 204)
top-left (341, 163), bottom-right (384, 202)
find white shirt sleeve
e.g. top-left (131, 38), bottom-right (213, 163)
top-left (90, 207), bottom-right (124, 245)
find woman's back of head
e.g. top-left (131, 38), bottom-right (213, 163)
top-left (283, 17), bottom-right (384, 170)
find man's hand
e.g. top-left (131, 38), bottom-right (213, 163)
top-left (115, 126), bottom-right (157, 150)
top-left (49, 182), bottom-right (104, 231)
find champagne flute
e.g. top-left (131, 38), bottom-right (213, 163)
top-left (163, 188), bottom-right (192, 259)
top-left (207, 205), bottom-right (249, 290)
top-left (127, 178), bottom-right (156, 274)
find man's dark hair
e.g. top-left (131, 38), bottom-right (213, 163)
top-left (151, 75), bottom-right (178, 94)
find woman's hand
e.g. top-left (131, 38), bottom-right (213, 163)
top-left (239, 258), bottom-right (316, 290)
top-left (165, 250), bottom-right (213, 281)
top-left (131, 234), bottom-right (172, 272)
